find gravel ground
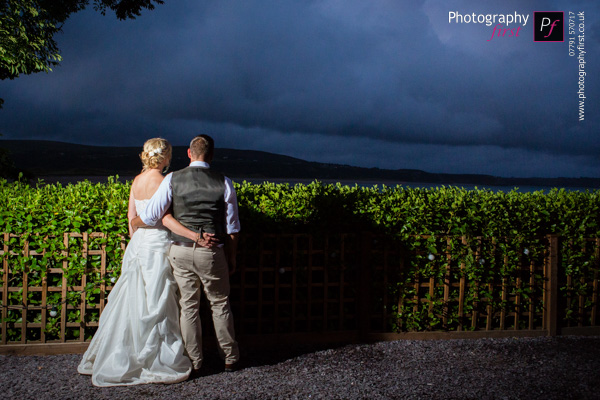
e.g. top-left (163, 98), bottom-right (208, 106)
top-left (1, 336), bottom-right (599, 400)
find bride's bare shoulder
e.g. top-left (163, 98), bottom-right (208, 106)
top-left (147, 170), bottom-right (165, 187)
top-left (130, 174), bottom-right (142, 196)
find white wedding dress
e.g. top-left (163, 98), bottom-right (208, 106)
top-left (78, 199), bottom-right (192, 387)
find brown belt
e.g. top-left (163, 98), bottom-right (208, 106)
top-left (171, 241), bottom-right (196, 248)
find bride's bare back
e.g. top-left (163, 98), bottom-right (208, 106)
top-left (131, 169), bottom-right (165, 200)
top-left (127, 169), bottom-right (166, 237)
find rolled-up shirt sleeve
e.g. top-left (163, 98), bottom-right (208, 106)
top-left (224, 176), bottom-right (241, 234)
top-left (140, 173), bottom-right (173, 226)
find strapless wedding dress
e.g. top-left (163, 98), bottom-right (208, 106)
top-left (77, 199), bottom-right (191, 386)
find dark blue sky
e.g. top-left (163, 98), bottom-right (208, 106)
top-left (1, 0), bottom-right (598, 178)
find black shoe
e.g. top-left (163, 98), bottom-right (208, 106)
top-left (224, 362), bottom-right (239, 372)
top-left (188, 368), bottom-right (203, 380)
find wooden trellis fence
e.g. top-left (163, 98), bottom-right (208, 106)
top-left (231, 233), bottom-right (361, 338)
top-left (0, 232), bottom-right (126, 351)
top-left (366, 235), bottom-right (600, 340)
top-left (1, 232), bottom-right (599, 354)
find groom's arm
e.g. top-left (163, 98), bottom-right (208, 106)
top-left (130, 173), bottom-right (173, 229)
top-left (225, 232), bottom-right (239, 275)
top-left (224, 176), bottom-right (241, 275)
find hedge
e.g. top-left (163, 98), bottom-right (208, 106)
top-left (0, 177), bottom-right (598, 338)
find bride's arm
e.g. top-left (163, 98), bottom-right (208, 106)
top-left (127, 185), bottom-right (137, 238)
top-left (162, 211), bottom-right (218, 247)
top-left (161, 212), bottom-right (197, 241)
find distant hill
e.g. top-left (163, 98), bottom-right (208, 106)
top-left (1, 140), bottom-right (599, 189)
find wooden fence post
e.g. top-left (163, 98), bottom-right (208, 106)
top-left (20, 237), bottom-right (29, 344)
top-left (358, 232), bottom-right (373, 341)
top-left (1, 233), bottom-right (8, 345)
top-left (546, 234), bottom-right (559, 336)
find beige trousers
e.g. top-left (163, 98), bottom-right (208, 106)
top-left (169, 244), bottom-right (239, 369)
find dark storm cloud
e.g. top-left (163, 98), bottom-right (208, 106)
top-left (0, 0), bottom-right (598, 177)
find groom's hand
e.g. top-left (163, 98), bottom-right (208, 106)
top-left (130, 216), bottom-right (148, 229)
top-left (196, 232), bottom-right (220, 248)
top-left (129, 224), bottom-right (138, 238)
top-left (228, 256), bottom-right (237, 276)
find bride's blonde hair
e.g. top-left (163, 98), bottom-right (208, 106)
top-left (140, 138), bottom-right (172, 172)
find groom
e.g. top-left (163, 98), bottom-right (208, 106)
top-left (132, 134), bottom-right (240, 374)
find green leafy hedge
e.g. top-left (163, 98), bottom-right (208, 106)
top-left (237, 181), bottom-right (600, 238)
top-left (2, 178), bottom-right (598, 238)
top-left (0, 178), bottom-right (599, 339)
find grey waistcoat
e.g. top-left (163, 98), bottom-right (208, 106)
top-left (169, 166), bottom-right (226, 243)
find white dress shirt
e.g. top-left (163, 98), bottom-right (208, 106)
top-left (139, 161), bottom-right (241, 234)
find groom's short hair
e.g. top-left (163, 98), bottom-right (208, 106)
top-left (190, 134), bottom-right (214, 160)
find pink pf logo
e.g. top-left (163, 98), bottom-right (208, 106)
top-left (533, 11), bottom-right (564, 42)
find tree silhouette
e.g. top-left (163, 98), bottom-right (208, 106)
top-left (0, 0), bottom-right (163, 83)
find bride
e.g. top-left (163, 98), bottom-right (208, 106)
top-left (78, 138), bottom-right (205, 386)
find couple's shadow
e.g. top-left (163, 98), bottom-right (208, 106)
top-left (195, 338), bottom-right (346, 377)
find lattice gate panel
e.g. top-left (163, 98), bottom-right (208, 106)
top-left (231, 233), bottom-right (360, 336)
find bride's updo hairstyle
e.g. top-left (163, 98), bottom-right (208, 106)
top-left (140, 138), bottom-right (172, 172)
